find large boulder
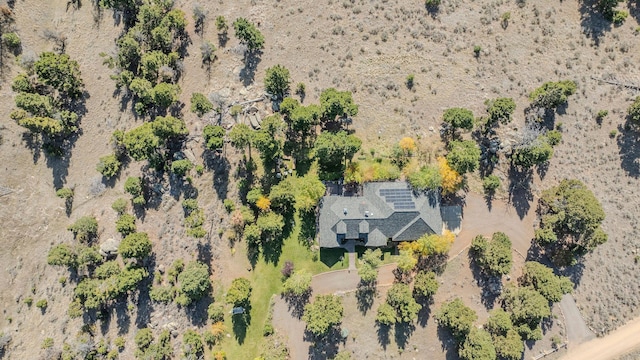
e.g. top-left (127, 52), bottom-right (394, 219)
top-left (99, 238), bottom-right (119, 258)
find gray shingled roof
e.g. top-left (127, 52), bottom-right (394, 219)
top-left (318, 181), bottom-right (443, 248)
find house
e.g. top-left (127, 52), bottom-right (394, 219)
top-left (318, 181), bottom-right (444, 248)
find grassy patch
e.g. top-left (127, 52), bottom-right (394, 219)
top-left (219, 213), bottom-right (347, 359)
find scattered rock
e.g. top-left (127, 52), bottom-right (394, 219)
top-left (99, 238), bottom-right (119, 258)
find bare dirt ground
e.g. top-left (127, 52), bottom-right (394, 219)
top-left (2, 0), bottom-right (640, 357)
top-left (563, 315), bottom-right (640, 360)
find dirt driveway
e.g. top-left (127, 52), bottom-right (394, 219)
top-left (562, 316), bottom-right (640, 360)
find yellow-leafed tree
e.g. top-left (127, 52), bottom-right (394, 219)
top-left (399, 137), bottom-right (417, 154)
top-left (256, 196), bottom-right (271, 212)
top-left (438, 157), bottom-right (463, 195)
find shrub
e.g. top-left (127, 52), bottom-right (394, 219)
top-left (425, 0), bottom-right (441, 7)
top-left (207, 303), bottom-right (225, 323)
top-left (612, 10), bottom-right (628, 25)
top-left (413, 271), bottom-right (439, 300)
top-left (191, 92), bottom-right (213, 116)
top-left (408, 165), bottom-right (442, 191)
top-left (171, 159), bottom-right (193, 176)
top-left (442, 107), bottom-right (474, 133)
top-left (473, 45), bottom-right (482, 56)
top-left (124, 176), bottom-right (145, 205)
top-left (96, 154), bottom-right (121, 178)
top-left (110, 199), bottom-right (127, 216)
top-left (529, 80), bottom-right (576, 109)
top-left (68, 216), bottom-right (98, 242)
top-left (226, 277), bottom-right (252, 306)
top-left (296, 82), bottom-right (306, 96)
top-left (470, 232), bottom-right (512, 276)
top-left (233, 17), bottom-right (264, 51)
top-left (223, 199), bottom-right (235, 213)
top-left (405, 74), bottom-right (415, 89)
top-left (203, 124), bottom-right (225, 151)
top-left (2, 32), bottom-right (20, 49)
top-left (282, 270), bottom-right (312, 297)
top-left (150, 286), bottom-right (175, 303)
top-left (177, 261), bottom-right (211, 305)
top-left (215, 15), bottom-right (228, 33)
top-left (627, 96), bottom-right (640, 125)
top-left (41, 337), bottom-right (54, 349)
top-left (36, 299), bottom-right (48, 309)
top-left (182, 330), bottom-right (204, 358)
top-left (446, 140), bottom-right (481, 174)
top-left (56, 187), bottom-right (74, 199)
top-left (116, 214), bottom-right (137, 236)
top-left (281, 261), bottom-right (294, 278)
top-left (486, 97), bottom-right (516, 125)
top-left (33, 52), bottom-right (84, 99)
top-left (264, 65), bottom-right (290, 98)
top-left (119, 232), bottom-right (152, 260)
top-left (482, 175), bottom-right (501, 194)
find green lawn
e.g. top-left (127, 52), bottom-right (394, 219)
top-left (218, 213), bottom-right (348, 359)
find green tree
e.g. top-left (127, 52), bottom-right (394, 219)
top-left (256, 212), bottom-right (285, 241)
top-left (386, 283), bottom-right (422, 323)
top-left (485, 97), bottom-right (516, 125)
top-left (314, 131), bottom-right (362, 177)
top-left (413, 271), bottom-right (439, 300)
top-left (67, 216), bottom-right (99, 242)
top-left (171, 159), bottom-right (193, 176)
top-left (535, 179), bottom-right (607, 261)
top-left (519, 261), bottom-right (573, 302)
top-left (203, 124), bottom-right (225, 151)
top-left (152, 115), bottom-right (188, 140)
top-left (33, 52), bottom-right (84, 99)
top-left (435, 298), bottom-right (477, 342)
top-left (152, 82), bottom-right (180, 109)
top-left (470, 232), bottom-right (513, 276)
top-left (253, 115), bottom-right (285, 166)
top-left (229, 123), bottom-right (253, 156)
top-left (233, 18), bottom-right (264, 51)
top-left (442, 107), bottom-right (474, 134)
top-left (244, 224), bottom-right (262, 245)
top-left (511, 134), bottom-right (554, 168)
top-left (119, 232), bottom-right (152, 260)
top-left (264, 65), bottom-right (290, 98)
top-left (96, 154), bottom-right (122, 178)
top-left (494, 329), bottom-right (524, 360)
top-left (177, 261), bottom-right (211, 305)
top-left (182, 330), bottom-right (204, 359)
top-left (446, 140), bottom-right (481, 174)
top-left (358, 249), bottom-right (382, 283)
top-left (302, 295), bottom-right (343, 337)
top-left (47, 244), bottom-right (77, 268)
top-left (375, 302), bottom-right (397, 326)
top-left (226, 277), bottom-right (252, 306)
top-left (485, 308), bottom-right (513, 336)
top-left (482, 175), bottom-right (500, 195)
top-left (458, 328), bottom-right (496, 360)
top-left (124, 123), bottom-right (161, 161)
top-left (627, 96), bottom-right (640, 125)
top-left (408, 164), bottom-right (442, 191)
top-left (529, 80), bottom-right (576, 109)
top-left (319, 88), bottom-right (358, 124)
top-left (502, 286), bottom-right (550, 341)
top-left (116, 214), bottom-right (137, 236)
top-left (282, 270), bottom-right (312, 298)
top-left (124, 176), bottom-right (145, 205)
top-left (191, 92), bottom-right (213, 116)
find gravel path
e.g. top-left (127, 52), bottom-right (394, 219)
top-left (560, 294), bottom-right (596, 345)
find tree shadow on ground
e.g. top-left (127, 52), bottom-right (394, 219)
top-left (247, 243), bottom-right (259, 269)
top-left (204, 151), bottom-right (230, 200)
top-left (262, 238), bottom-right (285, 265)
top-left (417, 253), bottom-right (449, 275)
top-left (507, 165), bottom-right (533, 220)
top-left (577, 0), bottom-right (612, 46)
top-left (240, 50), bottom-right (262, 87)
top-left (187, 295), bottom-right (213, 326)
top-left (376, 323), bottom-right (391, 350)
top-left (467, 255), bottom-right (501, 310)
top-left (416, 299), bottom-right (433, 328)
top-left (306, 328), bottom-right (341, 360)
top-left (298, 209), bottom-right (316, 247)
top-left (283, 292), bottom-right (310, 319)
top-left (394, 322), bottom-right (415, 350)
top-left (616, 123), bottom-right (640, 178)
top-left (45, 128), bottom-right (82, 190)
top-left (114, 302), bottom-right (131, 336)
top-left (355, 282), bottom-right (376, 315)
top-left (134, 255), bottom-right (156, 328)
top-left (232, 306), bottom-right (252, 344)
top-left (197, 241), bottom-right (213, 265)
top-left (437, 326), bottom-right (460, 360)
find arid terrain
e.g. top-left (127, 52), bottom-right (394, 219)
top-left (2, 0), bottom-right (640, 358)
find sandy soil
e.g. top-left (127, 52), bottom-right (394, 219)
top-left (563, 315), bottom-right (640, 360)
top-left (2, 0), bottom-right (640, 357)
